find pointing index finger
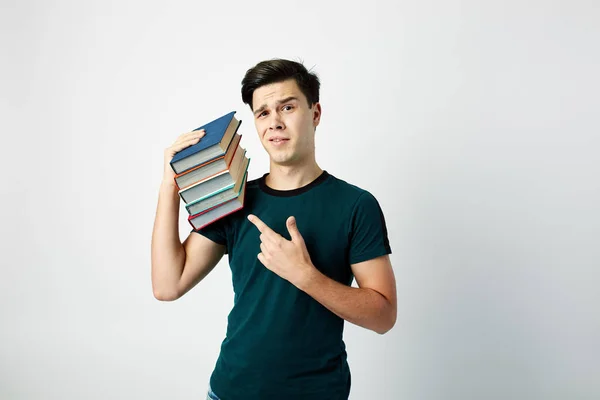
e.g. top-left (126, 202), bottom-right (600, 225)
top-left (248, 214), bottom-right (275, 236)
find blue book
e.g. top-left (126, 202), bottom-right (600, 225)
top-left (170, 111), bottom-right (241, 174)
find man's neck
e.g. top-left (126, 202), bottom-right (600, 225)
top-left (265, 161), bottom-right (323, 191)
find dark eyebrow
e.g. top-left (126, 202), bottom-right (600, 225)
top-left (253, 96), bottom-right (299, 116)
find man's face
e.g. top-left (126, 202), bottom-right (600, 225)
top-left (251, 79), bottom-right (321, 167)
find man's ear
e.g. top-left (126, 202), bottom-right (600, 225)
top-left (312, 102), bottom-right (322, 128)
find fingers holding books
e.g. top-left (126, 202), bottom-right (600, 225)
top-left (163, 129), bottom-right (206, 181)
top-left (171, 129), bottom-right (206, 155)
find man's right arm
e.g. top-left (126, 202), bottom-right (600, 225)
top-left (150, 129), bottom-right (225, 301)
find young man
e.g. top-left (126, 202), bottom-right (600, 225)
top-left (151, 59), bottom-right (396, 400)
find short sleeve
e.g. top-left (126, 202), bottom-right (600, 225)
top-left (348, 191), bottom-right (392, 265)
top-left (192, 217), bottom-right (229, 254)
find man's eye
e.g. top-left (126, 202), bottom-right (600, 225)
top-left (259, 111), bottom-right (267, 117)
top-left (283, 105), bottom-right (293, 111)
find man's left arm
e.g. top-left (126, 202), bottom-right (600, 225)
top-left (247, 212), bottom-right (397, 335)
top-left (297, 254), bottom-right (397, 335)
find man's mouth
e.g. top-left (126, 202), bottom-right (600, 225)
top-left (269, 137), bottom-right (289, 143)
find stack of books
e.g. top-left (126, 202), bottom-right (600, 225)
top-left (170, 111), bottom-right (250, 230)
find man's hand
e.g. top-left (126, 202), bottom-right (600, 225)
top-left (247, 214), bottom-right (316, 288)
top-left (163, 129), bottom-right (206, 184)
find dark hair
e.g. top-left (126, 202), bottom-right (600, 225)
top-left (241, 58), bottom-right (320, 110)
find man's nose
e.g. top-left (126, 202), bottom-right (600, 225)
top-left (269, 114), bottom-right (284, 130)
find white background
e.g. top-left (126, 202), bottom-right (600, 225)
top-left (1, 0), bottom-right (599, 399)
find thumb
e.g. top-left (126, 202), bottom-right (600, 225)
top-left (286, 216), bottom-right (302, 242)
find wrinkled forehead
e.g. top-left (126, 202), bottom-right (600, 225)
top-left (252, 80), bottom-right (306, 107)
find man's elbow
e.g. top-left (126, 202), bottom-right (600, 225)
top-left (375, 317), bottom-right (396, 335)
top-left (375, 304), bottom-right (397, 335)
top-left (152, 287), bottom-right (180, 302)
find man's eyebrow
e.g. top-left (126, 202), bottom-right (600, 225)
top-left (253, 96), bottom-right (299, 116)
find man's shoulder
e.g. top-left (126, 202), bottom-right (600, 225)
top-left (325, 172), bottom-right (376, 202)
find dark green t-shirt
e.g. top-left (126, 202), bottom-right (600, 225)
top-left (194, 170), bottom-right (391, 400)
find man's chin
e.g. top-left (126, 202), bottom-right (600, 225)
top-left (270, 155), bottom-right (298, 167)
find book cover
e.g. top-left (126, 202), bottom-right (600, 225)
top-left (170, 111), bottom-right (241, 173)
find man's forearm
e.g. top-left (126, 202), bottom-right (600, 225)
top-left (297, 267), bottom-right (396, 334)
top-left (150, 180), bottom-right (186, 299)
